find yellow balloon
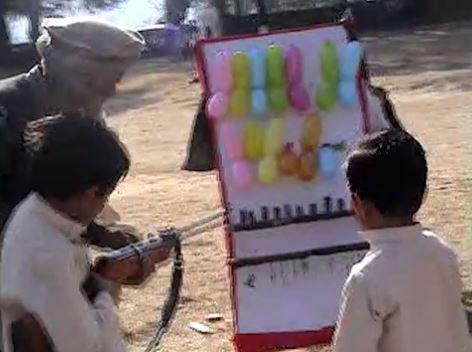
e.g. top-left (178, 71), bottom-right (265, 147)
top-left (243, 121), bottom-right (264, 161)
top-left (232, 51), bottom-right (250, 90)
top-left (258, 156), bottom-right (278, 185)
top-left (264, 118), bottom-right (285, 156)
top-left (228, 90), bottom-right (249, 118)
top-left (300, 114), bottom-right (322, 151)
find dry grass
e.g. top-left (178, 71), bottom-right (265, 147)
top-left (3, 21), bottom-right (470, 352)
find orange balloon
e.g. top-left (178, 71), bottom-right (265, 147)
top-left (277, 143), bottom-right (299, 176)
top-left (298, 150), bottom-right (317, 181)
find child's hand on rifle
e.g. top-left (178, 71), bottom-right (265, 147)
top-left (122, 254), bottom-right (157, 285)
top-left (82, 272), bottom-right (122, 305)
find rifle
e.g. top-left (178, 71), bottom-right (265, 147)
top-left (10, 211), bottom-right (224, 352)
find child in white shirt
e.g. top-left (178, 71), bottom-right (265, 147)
top-left (0, 113), bottom-right (132, 352)
top-left (333, 129), bottom-right (470, 352)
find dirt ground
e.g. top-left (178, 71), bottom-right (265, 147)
top-left (2, 21), bottom-right (471, 352)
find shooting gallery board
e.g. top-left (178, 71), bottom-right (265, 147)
top-left (196, 23), bottom-right (371, 352)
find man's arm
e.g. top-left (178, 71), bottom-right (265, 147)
top-left (86, 221), bottom-right (139, 249)
top-left (333, 272), bottom-right (385, 352)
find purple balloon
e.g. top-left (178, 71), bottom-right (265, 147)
top-left (232, 160), bottom-right (252, 190)
top-left (285, 45), bottom-right (303, 86)
top-left (207, 92), bottom-right (229, 119)
top-left (221, 122), bottom-right (242, 160)
top-left (289, 84), bottom-right (310, 112)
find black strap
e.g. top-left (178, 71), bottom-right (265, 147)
top-left (144, 237), bottom-right (183, 352)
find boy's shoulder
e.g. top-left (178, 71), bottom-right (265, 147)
top-left (3, 194), bottom-right (72, 257)
top-left (420, 228), bottom-right (458, 262)
top-left (351, 227), bottom-right (458, 284)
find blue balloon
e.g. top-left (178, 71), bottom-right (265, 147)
top-left (249, 47), bottom-right (266, 89)
top-left (339, 80), bottom-right (357, 107)
top-left (251, 89), bottom-right (268, 118)
top-left (340, 41), bottom-right (362, 81)
top-left (318, 147), bottom-right (337, 179)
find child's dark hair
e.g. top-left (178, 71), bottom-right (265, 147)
top-left (29, 112), bottom-right (130, 200)
top-left (345, 129), bottom-right (427, 217)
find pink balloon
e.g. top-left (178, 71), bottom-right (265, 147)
top-left (289, 84), bottom-right (310, 112)
top-left (232, 160), bottom-right (252, 190)
top-left (220, 122), bottom-right (242, 160)
top-left (210, 51), bottom-right (232, 93)
top-left (207, 93), bottom-right (229, 119)
top-left (285, 45), bottom-right (303, 87)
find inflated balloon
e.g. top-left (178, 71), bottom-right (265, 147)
top-left (318, 147), bottom-right (337, 179)
top-left (232, 160), bottom-right (252, 190)
top-left (315, 80), bottom-right (338, 110)
top-left (207, 92), bottom-right (229, 119)
top-left (266, 44), bottom-right (284, 87)
top-left (289, 84), bottom-right (310, 112)
top-left (220, 122), bottom-right (242, 160)
top-left (249, 47), bottom-right (266, 89)
top-left (285, 45), bottom-right (303, 86)
top-left (228, 90), bottom-right (249, 117)
top-left (298, 150), bottom-right (317, 181)
top-left (212, 51), bottom-right (232, 93)
top-left (232, 51), bottom-right (250, 90)
top-left (258, 156), bottom-right (278, 185)
top-left (300, 114), bottom-right (322, 151)
top-left (278, 143), bottom-right (299, 176)
top-left (243, 121), bottom-right (264, 161)
top-left (320, 41), bottom-right (340, 83)
top-left (251, 89), bottom-right (268, 118)
top-left (264, 118), bottom-right (284, 156)
top-left (341, 41), bottom-right (362, 81)
top-left (268, 86), bottom-right (289, 113)
top-left (339, 80), bottom-right (357, 107)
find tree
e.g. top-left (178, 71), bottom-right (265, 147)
top-left (0, 1), bottom-right (10, 47)
top-left (0, 0), bottom-right (127, 48)
top-left (165, 0), bottom-right (192, 24)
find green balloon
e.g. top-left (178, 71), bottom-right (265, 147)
top-left (268, 87), bottom-right (289, 113)
top-left (320, 41), bottom-right (339, 83)
top-left (316, 80), bottom-right (338, 110)
top-left (266, 45), bottom-right (284, 87)
top-left (232, 51), bottom-right (250, 90)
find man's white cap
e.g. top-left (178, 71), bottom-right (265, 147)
top-left (36, 17), bottom-right (145, 63)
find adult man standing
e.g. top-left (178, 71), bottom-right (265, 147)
top-left (0, 18), bottom-right (145, 250)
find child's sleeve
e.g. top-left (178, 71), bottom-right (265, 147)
top-left (26, 248), bottom-right (125, 352)
top-left (333, 271), bottom-right (387, 352)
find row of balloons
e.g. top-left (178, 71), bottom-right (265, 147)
top-left (207, 40), bottom-right (363, 120)
top-left (231, 143), bottom-right (339, 189)
top-left (222, 115), bottom-right (321, 161)
top-left (220, 114), bottom-right (339, 189)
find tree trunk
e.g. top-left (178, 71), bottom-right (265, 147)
top-left (165, 0), bottom-right (190, 24)
top-left (0, 14), bottom-right (10, 48)
top-left (28, 0), bottom-right (41, 42)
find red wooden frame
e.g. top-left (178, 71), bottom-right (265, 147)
top-left (195, 21), bottom-right (371, 352)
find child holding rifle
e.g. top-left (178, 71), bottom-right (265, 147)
top-left (0, 112), bottom-right (160, 352)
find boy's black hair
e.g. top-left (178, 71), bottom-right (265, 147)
top-left (29, 112), bottom-right (130, 200)
top-left (345, 129), bottom-right (427, 218)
